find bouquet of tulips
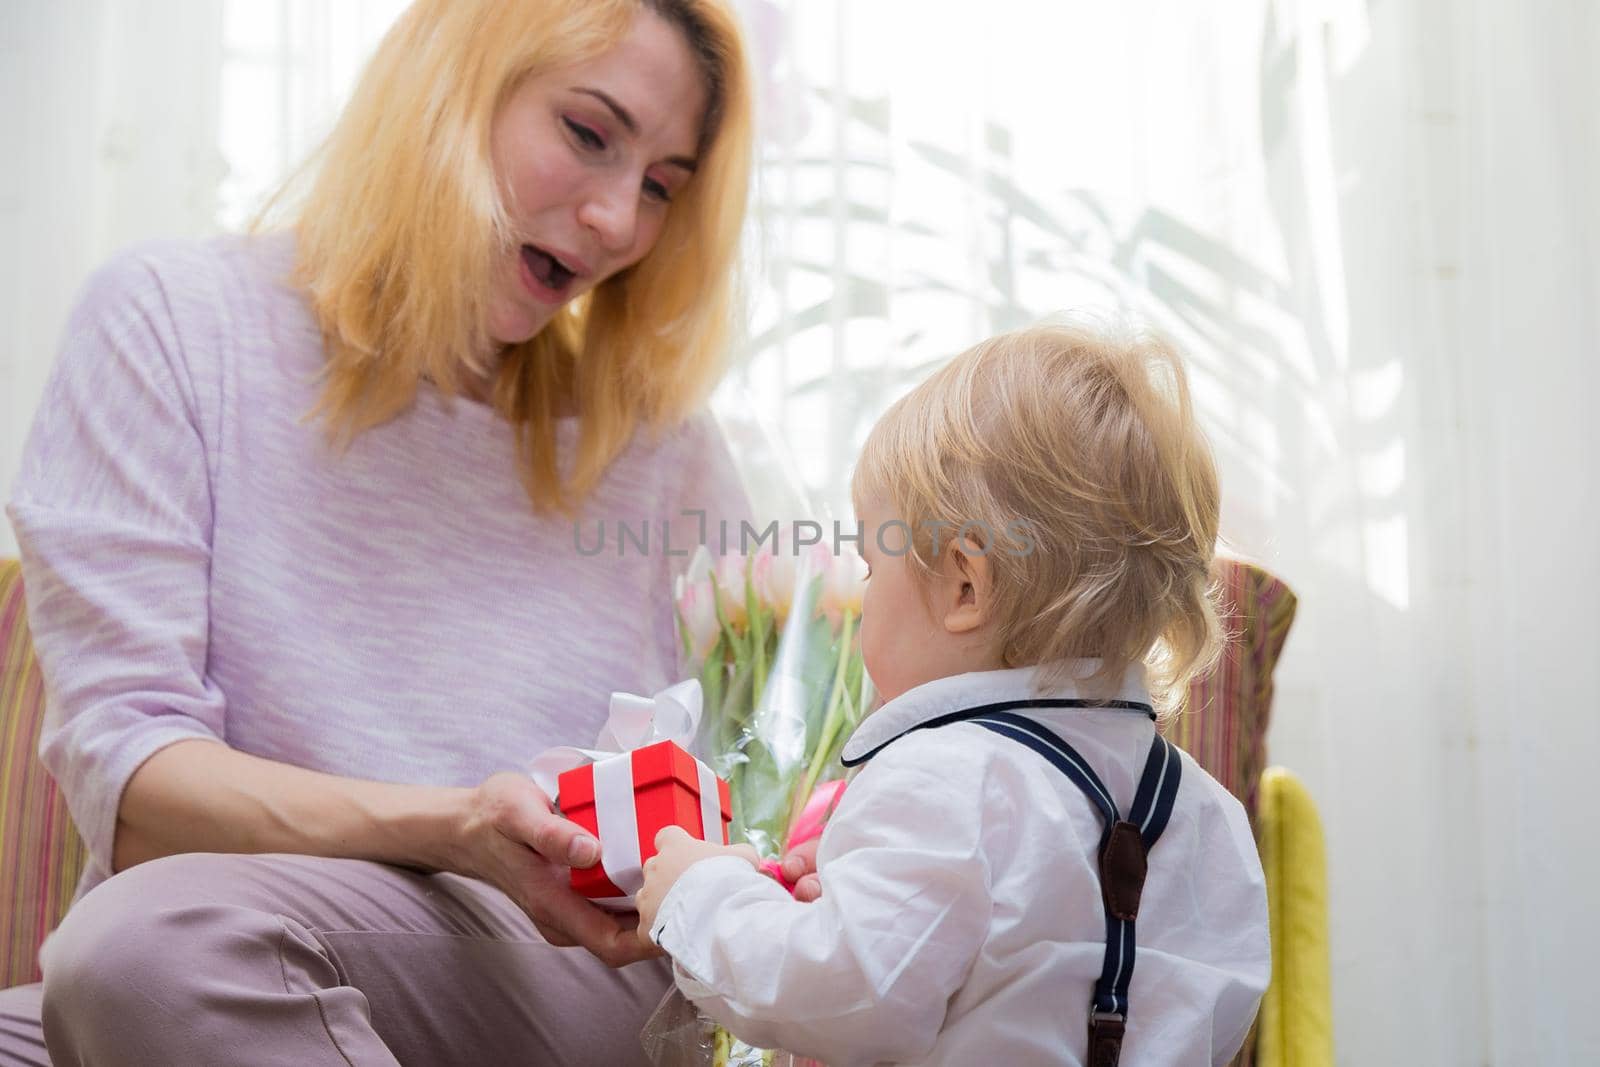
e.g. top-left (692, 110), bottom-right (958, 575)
top-left (674, 532), bottom-right (872, 865)
top-left (640, 531), bottom-right (873, 1067)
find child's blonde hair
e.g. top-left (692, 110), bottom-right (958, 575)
top-left (852, 318), bottom-right (1223, 712)
top-left (263, 0), bottom-right (753, 514)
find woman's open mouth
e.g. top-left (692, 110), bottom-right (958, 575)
top-left (519, 244), bottom-right (583, 302)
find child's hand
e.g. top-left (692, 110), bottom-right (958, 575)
top-left (780, 838), bottom-right (825, 902)
top-left (635, 825), bottom-right (761, 948)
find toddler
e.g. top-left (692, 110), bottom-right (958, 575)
top-left (635, 321), bottom-right (1270, 1066)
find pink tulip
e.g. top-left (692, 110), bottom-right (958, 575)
top-left (752, 542), bottom-right (798, 624)
top-left (788, 778), bottom-right (847, 850)
top-left (678, 544), bottom-right (713, 590)
top-left (676, 578), bottom-right (720, 660)
top-left (713, 552), bottom-right (750, 630)
top-left (819, 547), bottom-right (867, 629)
top-left (758, 779), bottom-right (848, 896)
top-left (674, 547), bottom-right (721, 661)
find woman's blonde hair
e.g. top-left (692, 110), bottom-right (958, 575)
top-left (267, 0), bottom-right (753, 513)
top-left (852, 319), bottom-right (1223, 713)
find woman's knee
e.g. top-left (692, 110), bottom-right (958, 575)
top-left (41, 854), bottom-right (289, 1023)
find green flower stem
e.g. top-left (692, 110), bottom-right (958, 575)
top-left (794, 608), bottom-right (857, 817)
top-left (699, 635), bottom-right (725, 725)
top-left (746, 574), bottom-right (769, 704)
top-left (708, 571), bottom-right (747, 662)
top-left (675, 603), bottom-right (693, 662)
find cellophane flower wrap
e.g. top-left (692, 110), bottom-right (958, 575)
top-left (680, 534), bottom-right (870, 856)
top-left (639, 531), bottom-right (872, 1067)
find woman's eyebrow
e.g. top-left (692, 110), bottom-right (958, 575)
top-left (574, 87), bottom-right (698, 173)
top-left (575, 87), bottom-right (639, 135)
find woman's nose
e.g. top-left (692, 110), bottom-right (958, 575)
top-left (577, 176), bottom-right (641, 255)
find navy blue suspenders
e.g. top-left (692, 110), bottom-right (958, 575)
top-left (842, 698), bottom-right (1181, 1067)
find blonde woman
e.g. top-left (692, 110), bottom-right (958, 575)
top-left (0, 1), bottom-right (752, 1063)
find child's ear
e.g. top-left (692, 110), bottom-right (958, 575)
top-left (941, 536), bottom-right (994, 635)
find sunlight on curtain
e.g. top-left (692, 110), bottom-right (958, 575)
top-left (732, 0), bottom-right (1339, 564)
top-left (217, 0), bottom-right (410, 230)
top-left (2, 0), bottom-right (224, 553)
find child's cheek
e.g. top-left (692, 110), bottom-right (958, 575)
top-left (858, 614), bottom-right (892, 703)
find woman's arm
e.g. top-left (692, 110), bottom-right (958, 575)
top-left (117, 739), bottom-right (656, 966)
top-left (113, 739), bottom-right (467, 872)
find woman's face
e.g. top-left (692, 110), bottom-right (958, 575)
top-left (487, 10), bottom-right (707, 348)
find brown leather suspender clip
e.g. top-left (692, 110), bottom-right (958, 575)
top-left (1098, 819), bottom-right (1148, 922)
top-left (1088, 1010), bottom-right (1128, 1067)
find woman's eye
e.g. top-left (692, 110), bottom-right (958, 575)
top-left (563, 117), bottom-right (605, 151)
top-left (643, 176), bottom-right (672, 203)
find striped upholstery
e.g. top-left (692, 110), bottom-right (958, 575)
top-left (1165, 556), bottom-right (1298, 826)
top-left (1, 558), bottom-right (87, 989)
top-left (1166, 557), bottom-right (1298, 1067)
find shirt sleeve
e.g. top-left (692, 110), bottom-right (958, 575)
top-left (650, 738), bottom-right (992, 1067)
top-left (5, 244), bottom-right (227, 875)
top-left (1198, 776), bottom-right (1272, 1064)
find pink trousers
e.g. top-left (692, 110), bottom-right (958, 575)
top-left (0, 853), bottom-right (670, 1065)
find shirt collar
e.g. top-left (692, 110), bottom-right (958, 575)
top-left (841, 660), bottom-right (1155, 765)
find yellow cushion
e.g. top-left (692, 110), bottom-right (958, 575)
top-left (1255, 767), bottom-right (1334, 1067)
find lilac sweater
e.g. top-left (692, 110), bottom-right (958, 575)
top-left (6, 234), bottom-right (748, 894)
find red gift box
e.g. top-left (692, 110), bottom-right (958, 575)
top-left (558, 739), bottom-right (732, 900)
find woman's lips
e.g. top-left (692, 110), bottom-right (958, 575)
top-left (519, 244), bottom-right (586, 303)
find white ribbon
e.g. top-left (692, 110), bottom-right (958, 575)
top-left (592, 755), bottom-right (645, 897)
top-left (528, 679), bottom-right (718, 907)
top-left (697, 761), bottom-right (725, 846)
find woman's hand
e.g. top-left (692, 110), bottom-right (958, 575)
top-left (634, 826), bottom-right (761, 948)
top-left (779, 837), bottom-right (824, 902)
top-left (113, 745), bottom-right (658, 966)
top-left (450, 771), bottom-right (658, 967)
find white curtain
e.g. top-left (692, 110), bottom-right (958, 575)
top-left (5, 2), bottom-right (1598, 1061)
top-left (744, 8), bottom-right (1600, 1056)
top-left (2, 0), bottom-right (222, 538)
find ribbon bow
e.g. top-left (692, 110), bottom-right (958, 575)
top-left (528, 678), bottom-right (705, 799)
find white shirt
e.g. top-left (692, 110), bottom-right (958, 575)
top-left (652, 664), bottom-right (1270, 1066)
